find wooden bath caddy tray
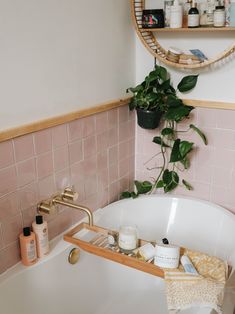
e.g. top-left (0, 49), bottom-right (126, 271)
top-left (64, 223), bottom-right (184, 278)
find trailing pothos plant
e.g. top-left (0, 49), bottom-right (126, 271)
top-left (122, 65), bottom-right (207, 198)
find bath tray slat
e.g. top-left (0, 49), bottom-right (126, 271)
top-left (64, 223), bottom-right (184, 278)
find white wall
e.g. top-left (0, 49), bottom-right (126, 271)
top-left (0, 0), bottom-right (135, 131)
top-left (136, 0), bottom-right (235, 103)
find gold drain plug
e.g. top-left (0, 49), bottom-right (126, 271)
top-left (68, 248), bottom-right (80, 264)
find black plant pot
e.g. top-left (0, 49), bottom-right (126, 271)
top-left (136, 108), bottom-right (162, 129)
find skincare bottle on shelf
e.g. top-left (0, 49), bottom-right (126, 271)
top-left (32, 215), bottom-right (49, 258)
top-left (224, 0), bottom-right (231, 26)
top-left (183, 0), bottom-right (192, 27)
top-left (170, 0), bottom-right (183, 28)
top-left (19, 227), bottom-right (37, 266)
top-left (188, 0), bottom-right (200, 27)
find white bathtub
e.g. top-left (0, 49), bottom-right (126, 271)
top-left (1, 195), bottom-right (235, 314)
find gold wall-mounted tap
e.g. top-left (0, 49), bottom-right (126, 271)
top-left (37, 187), bottom-right (93, 226)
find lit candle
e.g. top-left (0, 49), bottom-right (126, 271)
top-left (118, 225), bottom-right (138, 253)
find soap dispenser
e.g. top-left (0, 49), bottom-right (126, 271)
top-left (170, 0), bottom-right (183, 28)
top-left (32, 215), bottom-right (50, 258)
top-left (19, 227), bottom-right (37, 266)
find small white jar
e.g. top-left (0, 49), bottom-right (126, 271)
top-left (118, 225), bottom-right (138, 253)
top-left (170, 0), bottom-right (183, 28)
top-left (214, 6), bottom-right (226, 27)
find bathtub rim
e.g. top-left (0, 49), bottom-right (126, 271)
top-left (1, 194), bottom-right (234, 285)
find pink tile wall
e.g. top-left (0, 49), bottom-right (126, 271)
top-left (135, 107), bottom-right (235, 214)
top-left (0, 106), bottom-right (135, 274)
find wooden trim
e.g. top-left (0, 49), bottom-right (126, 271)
top-left (0, 97), bottom-right (130, 143)
top-left (0, 97), bottom-right (234, 143)
top-left (183, 99), bottom-right (235, 110)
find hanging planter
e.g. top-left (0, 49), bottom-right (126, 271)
top-left (136, 108), bottom-right (162, 129)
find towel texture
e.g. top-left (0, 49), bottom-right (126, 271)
top-left (164, 249), bottom-right (228, 314)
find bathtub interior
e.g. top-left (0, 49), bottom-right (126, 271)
top-left (95, 196), bottom-right (235, 267)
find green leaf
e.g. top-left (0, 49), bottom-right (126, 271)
top-left (164, 105), bottom-right (194, 122)
top-left (180, 157), bottom-right (190, 169)
top-left (177, 75), bottom-right (198, 93)
top-left (190, 124), bottom-right (208, 145)
top-left (170, 139), bottom-right (181, 162)
top-left (153, 136), bottom-right (170, 148)
top-left (159, 66), bottom-right (168, 81)
top-left (160, 79), bottom-right (171, 91)
top-left (161, 128), bottom-right (174, 136)
top-left (167, 95), bottom-right (183, 108)
top-left (127, 85), bottom-right (144, 94)
top-left (134, 180), bottom-right (152, 194)
top-left (121, 191), bottom-right (132, 199)
top-left (131, 192), bottom-right (138, 199)
top-left (163, 169), bottom-right (179, 192)
top-left (182, 179), bottom-right (193, 191)
top-left (156, 180), bottom-right (164, 188)
top-left (179, 141), bottom-right (194, 159)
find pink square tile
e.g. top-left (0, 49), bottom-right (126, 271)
top-left (96, 186), bottom-right (109, 209)
top-left (119, 175), bottom-right (129, 192)
top-left (21, 206), bottom-right (38, 227)
top-left (210, 186), bottom-right (229, 208)
top-left (69, 140), bottom-right (83, 165)
top-left (213, 129), bottom-right (235, 150)
top-left (0, 193), bottom-right (19, 220)
top-left (0, 166), bottom-right (17, 197)
top-left (118, 121), bottom-right (130, 143)
top-left (52, 124), bottom-right (68, 148)
top-left (118, 106), bottom-right (129, 123)
top-left (53, 146), bottom-right (69, 172)
top-left (97, 151), bottom-right (108, 171)
top-left (82, 193), bottom-right (99, 212)
top-left (96, 112), bottom-right (108, 134)
top-left (211, 166), bottom-right (231, 188)
top-left (108, 108), bottom-right (118, 129)
top-left (17, 158), bottom-right (36, 187)
top-left (82, 116), bottom-right (96, 138)
top-left (84, 175), bottom-right (98, 198)
top-left (34, 129), bottom-right (52, 154)
top-left (18, 182), bottom-right (38, 211)
top-left (109, 181), bottom-right (119, 203)
top-left (216, 109), bottom-right (235, 130)
top-left (54, 168), bottom-right (71, 191)
top-left (119, 158), bottom-right (129, 178)
top-left (14, 134), bottom-right (34, 162)
top-left (48, 209), bottom-right (73, 240)
top-left (97, 169), bottom-right (108, 189)
top-left (109, 164), bottom-right (118, 184)
top-left (0, 140), bottom-right (14, 169)
top-left (70, 171), bottom-right (85, 202)
top-left (2, 214), bottom-right (23, 246)
top-left (212, 148), bottom-right (235, 168)
top-left (97, 131), bottom-right (108, 153)
top-left (194, 166), bottom-right (212, 184)
top-left (0, 225), bottom-right (3, 250)
top-left (36, 153), bottom-right (53, 179)
top-left (195, 147), bottom-right (215, 168)
top-left (71, 156), bottom-right (97, 179)
top-left (84, 135), bottom-right (97, 158)
top-left (108, 145), bottom-right (118, 166)
top-left (38, 175), bottom-right (55, 199)
top-left (119, 141), bottom-right (129, 161)
top-left (0, 242), bottom-right (20, 274)
top-left (108, 128), bottom-right (118, 147)
top-left (68, 119), bottom-right (83, 142)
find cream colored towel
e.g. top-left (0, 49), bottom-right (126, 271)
top-left (164, 249), bottom-right (229, 314)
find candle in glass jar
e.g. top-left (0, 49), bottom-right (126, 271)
top-left (118, 225), bottom-right (138, 253)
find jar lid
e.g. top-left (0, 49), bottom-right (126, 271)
top-left (215, 5), bottom-right (225, 9)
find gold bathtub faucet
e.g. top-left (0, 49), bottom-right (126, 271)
top-left (37, 187), bottom-right (93, 226)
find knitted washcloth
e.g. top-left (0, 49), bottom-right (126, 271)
top-left (164, 249), bottom-right (229, 314)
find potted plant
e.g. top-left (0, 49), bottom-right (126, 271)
top-left (127, 65), bottom-right (198, 129)
top-left (123, 65), bottom-right (207, 197)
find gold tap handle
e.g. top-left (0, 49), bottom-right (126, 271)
top-left (61, 187), bottom-right (79, 202)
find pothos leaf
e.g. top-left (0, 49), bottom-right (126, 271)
top-left (179, 141), bottom-right (194, 159)
top-left (177, 75), bottom-right (198, 93)
top-left (162, 169), bottom-right (179, 192)
top-left (190, 124), bottom-right (208, 145)
top-left (161, 128), bottom-right (174, 136)
top-left (156, 180), bottom-right (164, 188)
top-left (182, 179), bottom-right (193, 191)
top-left (153, 136), bottom-right (170, 148)
top-left (134, 180), bottom-right (152, 194)
top-left (121, 191), bottom-right (132, 199)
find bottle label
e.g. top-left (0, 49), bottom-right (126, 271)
top-left (188, 14), bottom-right (199, 27)
top-left (26, 240), bottom-right (37, 261)
top-left (37, 228), bottom-right (49, 256)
